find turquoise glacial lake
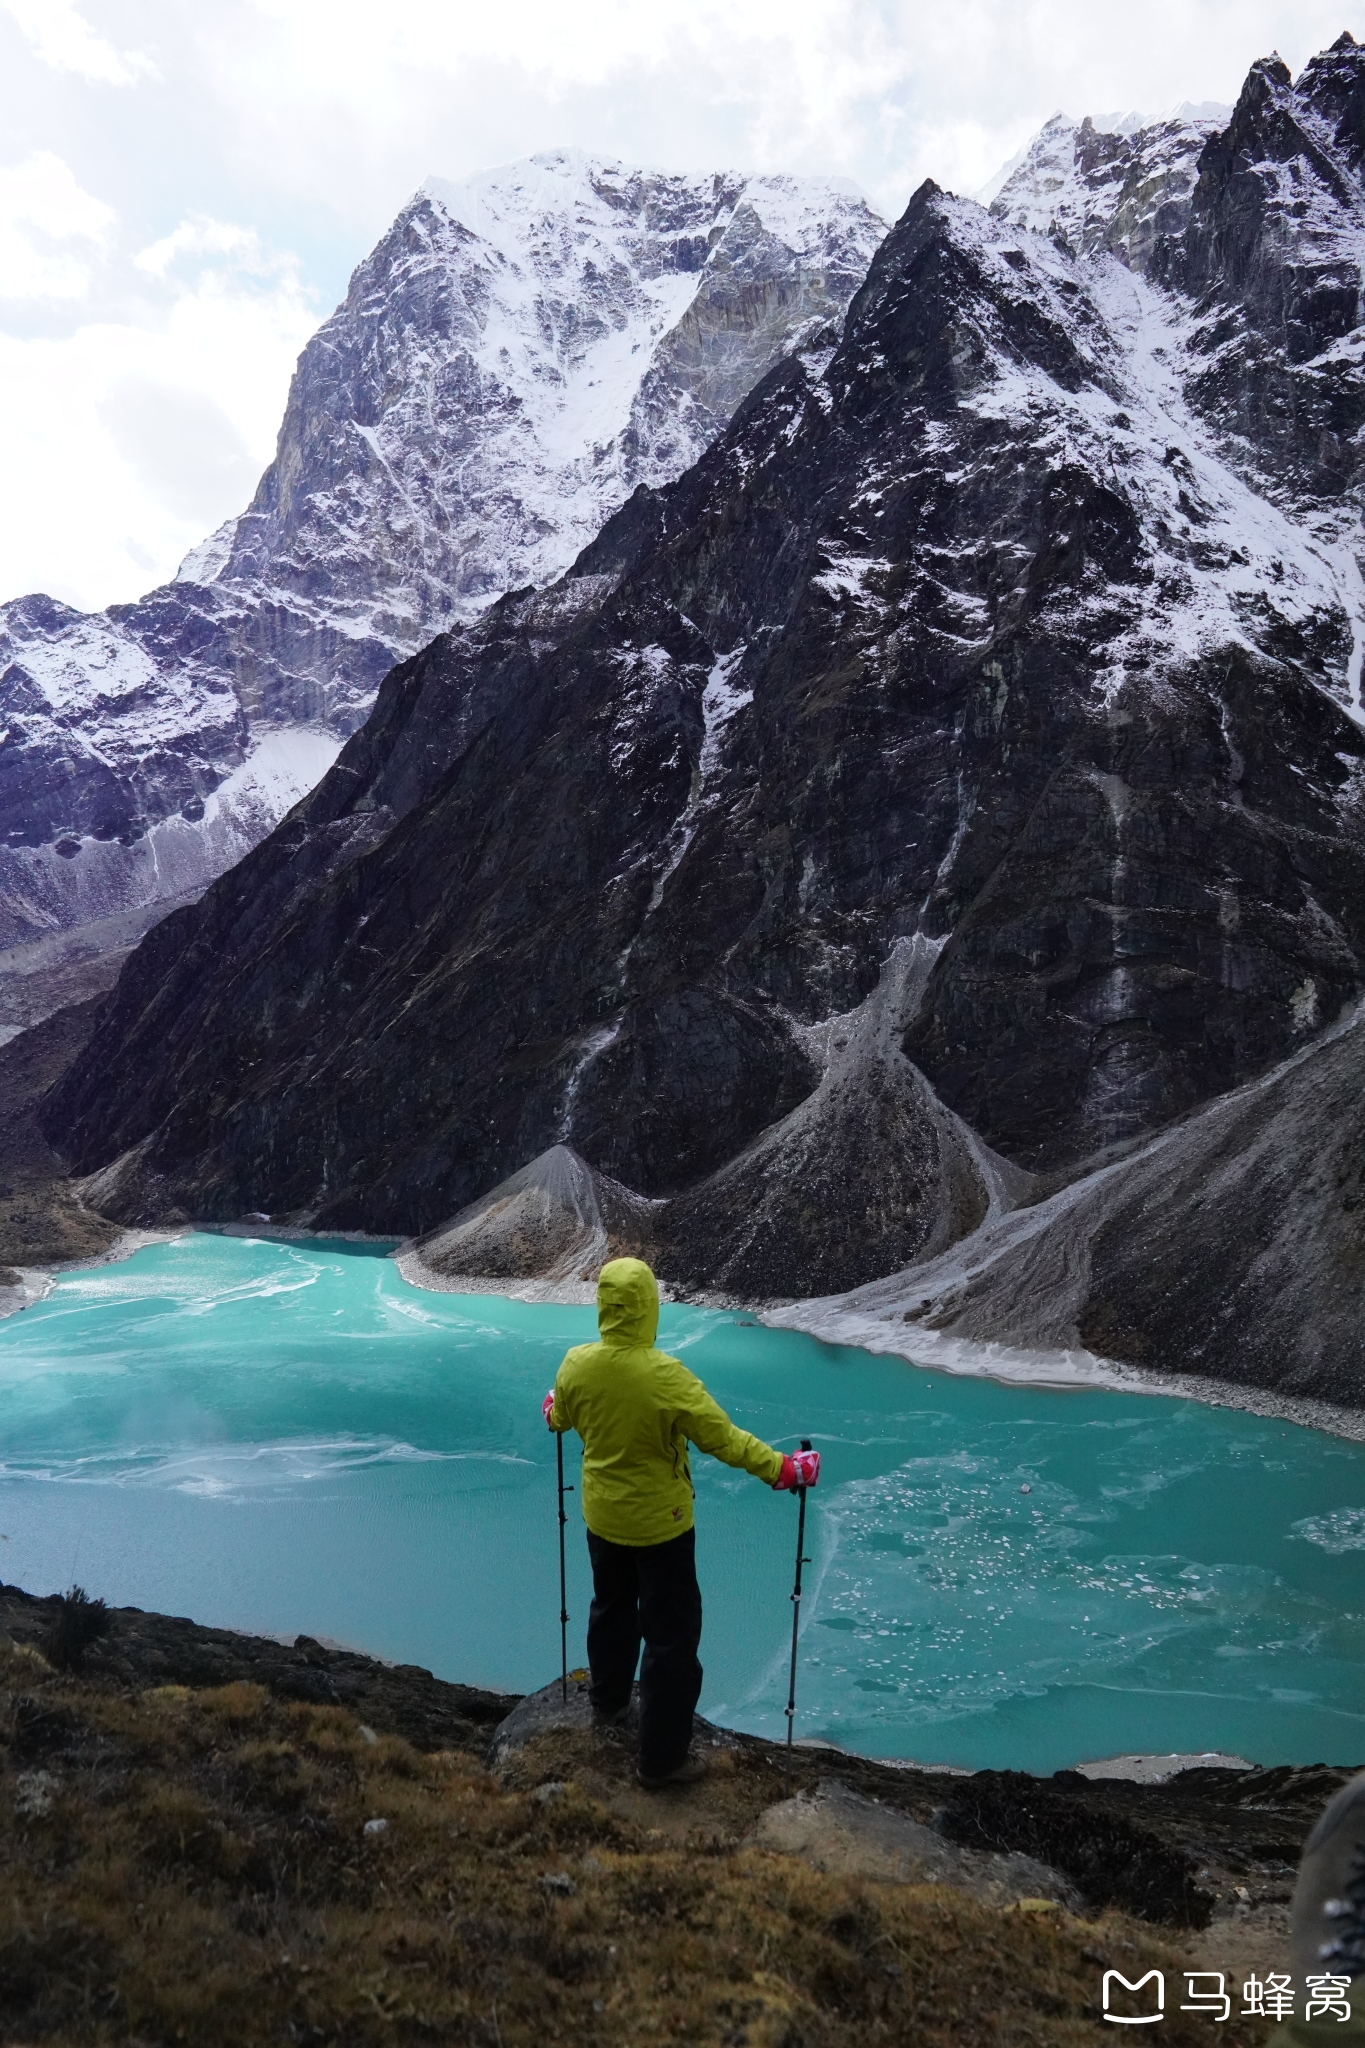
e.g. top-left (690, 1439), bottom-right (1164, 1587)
top-left (3, 1232), bottom-right (1365, 1775)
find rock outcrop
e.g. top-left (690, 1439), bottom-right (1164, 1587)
top-left (752, 1779), bottom-right (1081, 1910)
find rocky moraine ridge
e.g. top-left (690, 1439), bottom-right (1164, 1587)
top-left (41, 38), bottom-right (1365, 1403)
top-left (0, 156), bottom-right (883, 958)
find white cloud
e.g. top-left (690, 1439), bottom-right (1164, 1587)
top-left (1, 0), bottom-right (1361, 611)
top-left (99, 377), bottom-right (260, 525)
top-left (196, 0), bottom-right (922, 218)
top-left (135, 215), bottom-right (278, 279)
top-left (0, 150), bottom-right (115, 300)
top-left (2, 0), bottom-right (154, 85)
top-left (0, 247), bottom-right (316, 608)
top-left (188, 0), bottom-right (1365, 227)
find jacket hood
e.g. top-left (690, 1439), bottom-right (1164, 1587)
top-left (596, 1257), bottom-right (660, 1348)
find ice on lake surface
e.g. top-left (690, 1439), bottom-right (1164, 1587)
top-left (3, 1232), bottom-right (1365, 1775)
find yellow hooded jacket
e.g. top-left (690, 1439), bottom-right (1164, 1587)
top-left (548, 1257), bottom-right (784, 1546)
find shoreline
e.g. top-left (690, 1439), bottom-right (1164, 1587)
top-left (393, 1245), bottom-right (1365, 1450)
top-left (762, 1298), bottom-right (1365, 1447)
top-left (0, 1221), bottom-right (403, 1318)
top-left (2, 1225), bottom-right (186, 1316)
top-left (392, 1243), bottom-right (599, 1305)
top-left (11, 1222), bottom-right (1365, 1451)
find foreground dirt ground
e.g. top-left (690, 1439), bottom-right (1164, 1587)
top-left (3, 1587), bottom-right (1339, 2045)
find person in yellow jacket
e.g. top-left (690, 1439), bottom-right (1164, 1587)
top-left (544, 1256), bottom-right (804, 1789)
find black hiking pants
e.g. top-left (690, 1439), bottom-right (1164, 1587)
top-left (585, 1526), bottom-right (702, 1777)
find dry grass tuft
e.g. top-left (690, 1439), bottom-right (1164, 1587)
top-left (38, 1586), bottom-right (110, 1674)
top-left (0, 1636), bottom-right (1271, 2044)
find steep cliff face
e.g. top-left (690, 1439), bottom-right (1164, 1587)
top-left (0, 585), bottom-right (342, 954)
top-left (221, 155), bottom-right (883, 637)
top-left (46, 39), bottom-right (1365, 1335)
top-left (987, 107), bottom-right (1225, 275)
top-left (0, 156), bottom-right (884, 954)
top-left (1171, 36), bottom-right (1365, 499)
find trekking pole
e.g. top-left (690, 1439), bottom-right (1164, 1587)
top-left (556, 1430), bottom-right (572, 1702)
top-left (784, 1439), bottom-right (819, 1795)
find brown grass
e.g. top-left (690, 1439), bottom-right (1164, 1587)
top-left (0, 1637), bottom-right (1271, 2045)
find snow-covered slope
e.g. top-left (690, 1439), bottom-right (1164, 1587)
top-left (0, 153), bottom-right (885, 953)
top-left (982, 40), bottom-right (1365, 726)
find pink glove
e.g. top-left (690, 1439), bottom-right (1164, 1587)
top-left (542, 1390), bottom-right (556, 1429)
top-left (792, 1447), bottom-right (820, 1488)
top-left (774, 1447), bottom-right (821, 1489)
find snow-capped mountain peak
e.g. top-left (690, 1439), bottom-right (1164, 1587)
top-left (214, 151), bottom-right (885, 631)
top-left (975, 102), bottom-right (1232, 210)
top-left (987, 106), bottom-right (1228, 271)
top-left (0, 152), bottom-right (884, 957)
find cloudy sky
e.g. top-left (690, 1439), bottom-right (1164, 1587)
top-left (2, 0), bottom-right (1360, 614)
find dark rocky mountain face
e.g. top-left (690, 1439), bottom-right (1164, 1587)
top-left (0, 156), bottom-right (882, 958)
top-left (45, 39), bottom-right (1365, 1350)
top-left (1170, 36), bottom-right (1365, 499)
